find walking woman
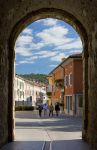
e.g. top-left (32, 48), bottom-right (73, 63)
top-left (49, 103), bottom-right (54, 117)
top-left (43, 103), bottom-right (48, 116)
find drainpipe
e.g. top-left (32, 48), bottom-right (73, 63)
top-left (59, 65), bottom-right (65, 111)
top-left (53, 73), bottom-right (55, 102)
top-left (51, 73), bottom-right (55, 105)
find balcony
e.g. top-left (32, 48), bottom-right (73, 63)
top-left (46, 85), bottom-right (52, 97)
top-left (55, 79), bottom-right (64, 89)
top-left (46, 85), bottom-right (52, 92)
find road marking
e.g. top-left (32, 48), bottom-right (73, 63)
top-left (42, 141), bottom-right (46, 150)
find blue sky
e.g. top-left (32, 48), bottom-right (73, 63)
top-left (15, 18), bottom-right (82, 75)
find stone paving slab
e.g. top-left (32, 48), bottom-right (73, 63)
top-left (52, 140), bottom-right (91, 150)
top-left (0, 111), bottom-right (91, 150)
top-left (0, 141), bottom-right (44, 150)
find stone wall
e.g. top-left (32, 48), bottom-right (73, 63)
top-left (0, 0), bottom-right (97, 149)
top-left (0, 43), bottom-right (8, 146)
top-left (88, 22), bottom-right (97, 149)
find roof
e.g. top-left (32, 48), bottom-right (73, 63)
top-left (48, 53), bottom-right (82, 75)
top-left (15, 74), bottom-right (46, 87)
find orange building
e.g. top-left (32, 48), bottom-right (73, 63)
top-left (48, 53), bottom-right (83, 116)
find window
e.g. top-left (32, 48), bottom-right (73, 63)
top-left (78, 95), bottom-right (83, 107)
top-left (20, 82), bottom-right (21, 89)
top-left (65, 75), bottom-right (69, 86)
top-left (64, 77), bottom-right (65, 86)
top-left (70, 64), bottom-right (72, 69)
top-left (20, 91), bottom-right (24, 98)
top-left (66, 96), bottom-right (68, 109)
top-left (17, 80), bottom-right (18, 86)
top-left (32, 90), bottom-right (34, 95)
top-left (22, 92), bottom-right (24, 98)
top-left (66, 96), bottom-right (72, 110)
top-left (30, 96), bottom-right (32, 102)
top-left (69, 73), bottom-right (72, 85)
top-left (70, 96), bottom-right (72, 110)
top-left (64, 76), bottom-right (68, 86)
top-left (21, 82), bottom-right (24, 89)
top-left (17, 89), bottom-right (19, 97)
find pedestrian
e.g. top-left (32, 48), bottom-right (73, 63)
top-left (38, 104), bottom-right (43, 117)
top-left (43, 103), bottom-right (48, 116)
top-left (49, 103), bottom-right (54, 117)
top-left (55, 102), bottom-right (60, 116)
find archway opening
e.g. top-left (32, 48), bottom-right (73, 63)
top-left (14, 17), bottom-right (83, 142)
top-left (8, 8), bottom-right (89, 149)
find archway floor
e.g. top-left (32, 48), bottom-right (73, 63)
top-left (1, 111), bottom-right (91, 150)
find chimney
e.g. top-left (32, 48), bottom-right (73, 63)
top-left (61, 58), bottom-right (65, 61)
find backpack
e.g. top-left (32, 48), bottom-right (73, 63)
top-left (38, 105), bottom-right (43, 111)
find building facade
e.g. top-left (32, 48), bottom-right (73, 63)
top-left (14, 75), bottom-right (47, 106)
top-left (14, 75), bottom-right (25, 106)
top-left (47, 53), bottom-right (83, 116)
top-left (63, 54), bottom-right (83, 116)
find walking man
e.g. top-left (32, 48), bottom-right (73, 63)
top-left (49, 103), bottom-right (54, 117)
top-left (38, 104), bottom-right (43, 117)
top-left (55, 102), bottom-right (60, 116)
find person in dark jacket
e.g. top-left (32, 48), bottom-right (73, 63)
top-left (49, 103), bottom-right (54, 117)
top-left (55, 102), bottom-right (60, 116)
top-left (38, 104), bottom-right (43, 117)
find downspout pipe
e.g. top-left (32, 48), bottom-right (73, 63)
top-left (59, 65), bottom-right (65, 111)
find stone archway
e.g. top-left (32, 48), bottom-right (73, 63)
top-left (8, 7), bottom-right (88, 143)
top-left (0, 1), bottom-right (97, 149)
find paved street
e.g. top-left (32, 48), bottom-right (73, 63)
top-left (1, 111), bottom-right (91, 150)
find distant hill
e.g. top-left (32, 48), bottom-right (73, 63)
top-left (19, 73), bottom-right (48, 84)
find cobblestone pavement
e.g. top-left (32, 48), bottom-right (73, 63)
top-left (0, 111), bottom-right (91, 150)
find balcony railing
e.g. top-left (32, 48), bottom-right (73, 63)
top-left (46, 92), bottom-right (52, 97)
top-left (46, 85), bottom-right (52, 97)
top-left (46, 85), bottom-right (52, 93)
top-left (54, 79), bottom-right (64, 89)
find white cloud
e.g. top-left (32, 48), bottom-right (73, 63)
top-left (50, 53), bottom-right (66, 62)
top-left (29, 42), bottom-right (44, 50)
top-left (15, 18), bottom-right (82, 67)
top-left (15, 27), bottom-right (34, 55)
top-left (16, 35), bottom-right (33, 47)
top-left (36, 25), bottom-right (70, 47)
top-left (15, 47), bottom-right (32, 56)
top-left (22, 28), bottom-right (33, 35)
top-left (36, 18), bottom-right (58, 26)
top-left (15, 19), bottom-right (82, 58)
top-left (17, 60), bottom-right (34, 64)
top-left (42, 18), bottom-right (58, 26)
top-left (54, 37), bottom-right (82, 51)
top-left (35, 51), bottom-right (48, 55)
top-left (16, 56), bottom-right (39, 65)
top-left (35, 50), bottom-right (58, 58)
top-left (27, 56), bottom-right (39, 60)
top-left (49, 64), bottom-right (58, 68)
top-left (68, 49), bottom-right (82, 54)
top-left (15, 28), bottom-right (34, 56)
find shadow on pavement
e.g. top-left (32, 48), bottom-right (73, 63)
top-left (0, 139), bottom-right (91, 150)
top-left (15, 115), bottom-right (82, 132)
top-left (52, 139), bottom-right (91, 150)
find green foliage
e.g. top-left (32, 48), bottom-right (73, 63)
top-left (19, 73), bottom-right (48, 84)
top-left (15, 106), bottom-right (34, 111)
